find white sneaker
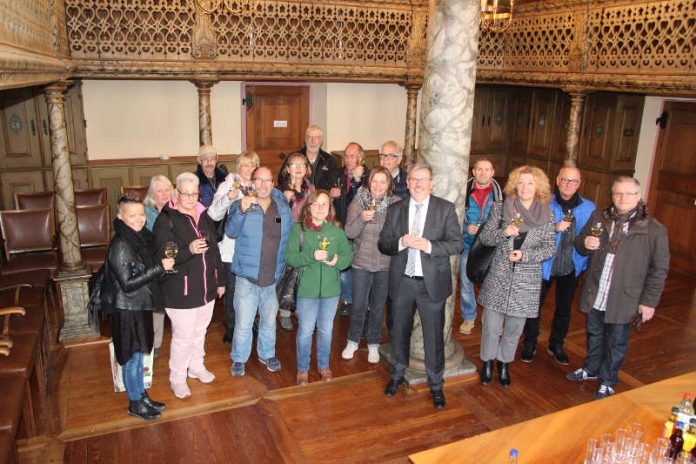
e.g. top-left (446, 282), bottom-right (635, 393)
top-left (367, 345), bottom-right (380, 364)
top-left (188, 368), bottom-right (216, 383)
top-left (171, 381), bottom-right (191, 399)
top-left (342, 341), bottom-right (359, 360)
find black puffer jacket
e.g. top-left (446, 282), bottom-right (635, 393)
top-left (153, 201), bottom-right (224, 309)
top-left (101, 219), bottom-right (164, 313)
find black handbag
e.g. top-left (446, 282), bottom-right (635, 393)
top-left (276, 228), bottom-right (304, 312)
top-left (466, 212), bottom-right (503, 283)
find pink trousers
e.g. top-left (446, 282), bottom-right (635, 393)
top-left (165, 300), bottom-right (215, 384)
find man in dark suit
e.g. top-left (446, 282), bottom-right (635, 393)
top-left (378, 164), bottom-right (463, 409)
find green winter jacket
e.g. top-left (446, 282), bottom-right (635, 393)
top-left (285, 222), bottom-right (353, 299)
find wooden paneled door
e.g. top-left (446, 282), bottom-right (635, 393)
top-left (647, 101), bottom-right (696, 276)
top-left (244, 85), bottom-right (309, 178)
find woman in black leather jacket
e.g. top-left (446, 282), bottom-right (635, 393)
top-left (102, 193), bottom-right (174, 420)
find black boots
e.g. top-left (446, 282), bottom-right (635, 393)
top-left (128, 400), bottom-right (161, 420)
top-left (498, 361), bottom-right (511, 388)
top-left (479, 360), bottom-right (494, 385)
top-left (141, 391), bottom-right (166, 411)
top-left (222, 326), bottom-right (233, 344)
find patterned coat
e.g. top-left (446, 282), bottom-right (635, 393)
top-left (477, 201), bottom-right (556, 318)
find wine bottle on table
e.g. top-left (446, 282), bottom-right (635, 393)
top-left (669, 421), bottom-right (685, 459)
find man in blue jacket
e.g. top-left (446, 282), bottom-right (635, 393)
top-left (521, 164), bottom-right (595, 364)
top-left (195, 145), bottom-right (227, 207)
top-left (458, 157), bottom-right (502, 335)
top-left (225, 166), bottom-right (294, 377)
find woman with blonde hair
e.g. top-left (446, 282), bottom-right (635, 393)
top-left (477, 165), bottom-right (556, 388)
top-left (143, 174), bottom-right (174, 357)
top-left (208, 151), bottom-right (260, 343)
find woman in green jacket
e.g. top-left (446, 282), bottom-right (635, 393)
top-left (285, 190), bottom-right (353, 386)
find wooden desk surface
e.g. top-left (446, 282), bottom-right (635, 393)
top-left (410, 371), bottom-right (696, 464)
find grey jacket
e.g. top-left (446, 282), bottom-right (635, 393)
top-left (574, 207), bottom-right (669, 324)
top-left (477, 201), bottom-right (556, 318)
top-left (344, 197), bottom-right (392, 272)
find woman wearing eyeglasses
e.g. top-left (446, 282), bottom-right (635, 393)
top-left (285, 190), bottom-right (352, 386)
top-left (280, 151), bottom-right (315, 221)
top-left (153, 172), bottom-right (225, 399)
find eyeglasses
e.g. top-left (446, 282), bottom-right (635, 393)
top-left (612, 191), bottom-right (639, 197)
top-left (559, 178), bottom-right (580, 185)
top-left (408, 177), bottom-right (432, 184)
top-left (311, 202), bottom-right (330, 208)
top-left (178, 190), bottom-right (199, 198)
top-left (379, 153), bottom-right (400, 159)
top-left (288, 163), bottom-right (306, 169)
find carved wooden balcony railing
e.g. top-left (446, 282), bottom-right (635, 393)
top-left (1, 0), bottom-right (694, 94)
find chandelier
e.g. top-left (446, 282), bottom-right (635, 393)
top-left (480, 0), bottom-right (515, 32)
top-left (193, 0), bottom-right (254, 15)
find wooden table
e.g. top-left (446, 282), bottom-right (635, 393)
top-left (410, 371), bottom-right (696, 464)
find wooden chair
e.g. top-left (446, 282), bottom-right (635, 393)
top-left (120, 185), bottom-right (149, 202)
top-left (14, 191), bottom-right (55, 210)
top-left (76, 204), bottom-right (111, 272)
top-left (75, 188), bottom-right (108, 207)
top-left (0, 306), bottom-right (26, 351)
top-left (0, 208), bottom-right (58, 277)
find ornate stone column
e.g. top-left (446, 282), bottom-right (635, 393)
top-left (565, 90), bottom-right (587, 161)
top-left (402, 83), bottom-right (421, 169)
top-left (192, 79), bottom-right (218, 146)
top-left (45, 82), bottom-right (98, 341)
top-left (395, 0), bottom-right (479, 384)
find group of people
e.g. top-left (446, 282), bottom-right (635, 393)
top-left (98, 124), bottom-right (669, 421)
top-left (459, 158), bottom-right (669, 402)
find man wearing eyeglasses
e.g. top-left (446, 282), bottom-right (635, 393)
top-left (379, 140), bottom-right (409, 199)
top-left (520, 163), bottom-right (595, 365)
top-left (567, 176), bottom-right (669, 400)
top-left (225, 166), bottom-right (294, 377)
top-left (378, 164), bottom-right (463, 410)
top-left (195, 145), bottom-right (227, 207)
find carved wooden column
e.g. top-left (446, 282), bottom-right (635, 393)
top-left (385, 0), bottom-right (479, 385)
top-left (403, 83), bottom-right (421, 169)
top-left (565, 91), bottom-right (587, 161)
top-left (45, 82), bottom-right (98, 341)
top-left (193, 79), bottom-right (218, 147)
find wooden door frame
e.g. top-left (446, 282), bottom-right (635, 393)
top-left (240, 82), bottom-right (313, 152)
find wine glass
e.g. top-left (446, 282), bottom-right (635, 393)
top-left (318, 236), bottom-right (330, 251)
top-left (590, 222), bottom-right (604, 237)
top-left (410, 227), bottom-right (420, 237)
top-left (247, 184), bottom-right (258, 209)
top-left (164, 241), bottom-right (178, 274)
top-left (511, 213), bottom-right (523, 226)
top-left (563, 209), bottom-right (574, 222)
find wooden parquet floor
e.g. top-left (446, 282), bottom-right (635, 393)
top-left (19, 274), bottom-right (696, 463)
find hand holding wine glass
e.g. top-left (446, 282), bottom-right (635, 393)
top-left (584, 222), bottom-right (603, 250)
top-left (163, 241), bottom-right (178, 274)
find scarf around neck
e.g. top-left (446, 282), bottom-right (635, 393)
top-left (354, 186), bottom-right (400, 214)
top-left (502, 196), bottom-right (551, 233)
top-left (113, 218), bottom-right (157, 268)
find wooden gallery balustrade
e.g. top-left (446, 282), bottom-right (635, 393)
top-left (0, 0), bottom-right (694, 209)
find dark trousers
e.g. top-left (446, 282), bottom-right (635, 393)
top-left (390, 276), bottom-right (445, 391)
top-left (348, 268), bottom-right (388, 345)
top-left (523, 272), bottom-right (579, 349)
top-left (222, 264), bottom-right (236, 329)
top-left (583, 308), bottom-right (632, 387)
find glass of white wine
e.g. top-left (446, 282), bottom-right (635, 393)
top-left (590, 222), bottom-right (604, 237)
top-left (511, 213), bottom-right (523, 226)
top-left (563, 209), bottom-right (574, 222)
top-left (164, 241), bottom-right (178, 274)
top-left (318, 236), bottom-right (330, 251)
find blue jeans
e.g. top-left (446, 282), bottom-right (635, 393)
top-left (296, 296), bottom-right (340, 372)
top-left (232, 277), bottom-right (279, 362)
top-left (340, 270), bottom-right (352, 304)
top-left (584, 309), bottom-right (632, 387)
top-left (122, 351), bottom-right (145, 401)
top-left (459, 246), bottom-right (477, 321)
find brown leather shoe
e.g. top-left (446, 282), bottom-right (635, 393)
top-left (319, 367), bottom-right (333, 382)
top-left (296, 371), bottom-right (308, 386)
